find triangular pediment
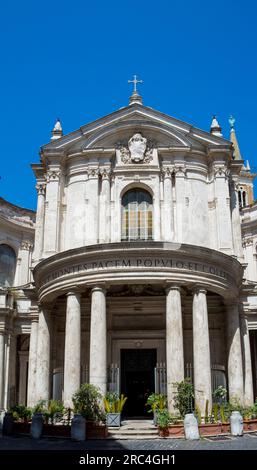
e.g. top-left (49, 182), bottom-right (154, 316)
top-left (41, 103), bottom-right (231, 156)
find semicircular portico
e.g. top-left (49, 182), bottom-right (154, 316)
top-left (33, 241), bottom-right (243, 303)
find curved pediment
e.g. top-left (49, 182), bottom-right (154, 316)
top-left (41, 104), bottom-right (231, 158)
top-left (81, 120), bottom-right (192, 150)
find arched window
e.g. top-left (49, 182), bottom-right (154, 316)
top-left (0, 244), bottom-right (16, 287)
top-left (121, 189), bottom-right (153, 241)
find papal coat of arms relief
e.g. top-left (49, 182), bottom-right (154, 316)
top-left (116, 133), bottom-right (155, 164)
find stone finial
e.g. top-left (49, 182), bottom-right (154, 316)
top-left (210, 115), bottom-right (223, 137)
top-left (51, 118), bottom-right (63, 140)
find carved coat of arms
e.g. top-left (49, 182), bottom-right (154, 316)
top-left (117, 133), bottom-right (155, 164)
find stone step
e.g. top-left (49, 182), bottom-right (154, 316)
top-left (108, 428), bottom-right (158, 435)
top-left (107, 434), bottom-right (160, 440)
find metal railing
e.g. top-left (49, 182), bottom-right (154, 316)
top-left (155, 363), bottom-right (227, 395)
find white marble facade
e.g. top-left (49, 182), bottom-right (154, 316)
top-left (1, 93), bottom-right (257, 417)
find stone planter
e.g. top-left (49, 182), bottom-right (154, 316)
top-left (13, 421), bottom-right (31, 435)
top-left (86, 421), bottom-right (108, 439)
top-left (106, 413), bottom-right (121, 427)
top-left (2, 412), bottom-right (14, 436)
top-left (71, 414), bottom-right (86, 441)
top-left (30, 413), bottom-right (43, 439)
top-left (243, 419), bottom-right (257, 432)
top-left (159, 425), bottom-right (184, 438)
top-left (43, 424), bottom-right (71, 438)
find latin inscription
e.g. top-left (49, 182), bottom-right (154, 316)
top-left (41, 257), bottom-right (230, 285)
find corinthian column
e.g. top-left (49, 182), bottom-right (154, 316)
top-left (226, 302), bottom-right (244, 404)
top-left (36, 307), bottom-right (51, 402)
top-left (33, 182), bottom-right (46, 262)
top-left (89, 287), bottom-right (107, 395)
top-left (192, 288), bottom-right (212, 415)
top-left (166, 285), bottom-right (184, 413)
top-left (99, 169), bottom-right (111, 243)
top-left (161, 168), bottom-right (174, 241)
top-left (63, 292), bottom-right (81, 408)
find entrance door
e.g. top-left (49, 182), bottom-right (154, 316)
top-left (121, 349), bottom-right (157, 417)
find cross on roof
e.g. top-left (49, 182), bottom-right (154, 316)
top-left (128, 75), bottom-right (143, 94)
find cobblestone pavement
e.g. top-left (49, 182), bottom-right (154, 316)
top-left (1, 433), bottom-right (257, 450)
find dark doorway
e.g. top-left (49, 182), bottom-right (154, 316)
top-left (121, 349), bottom-right (157, 417)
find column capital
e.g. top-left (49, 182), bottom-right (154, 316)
top-left (91, 285), bottom-right (107, 295)
top-left (35, 182), bottom-right (46, 195)
top-left (66, 290), bottom-right (81, 298)
top-left (192, 285), bottom-right (207, 295)
top-left (166, 284), bottom-right (181, 294)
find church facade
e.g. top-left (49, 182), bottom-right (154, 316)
top-left (1, 87), bottom-right (257, 417)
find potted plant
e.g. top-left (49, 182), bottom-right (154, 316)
top-left (146, 393), bottom-right (167, 425)
top-left (9, 405), bottom-right (32, 435)
top-left (72, 383), bottom-right (107, 439)
top-left (104, 392), bottom-right (127, 427)
top-left (173, 379), bottom-right (194, 418)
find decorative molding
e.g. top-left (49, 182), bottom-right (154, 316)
top-left (46, 170), bottom-right (61, 182)
top-left (161, 167), bottom-right (173, 179)
top-left (86, 168), bottom-right (99, 178)
top-left (21, 240), bottom-right (33, 251)
top-left (213, 166), bottom-right (230, 179)
top-left (35, 183), bottom-right (46, 196)
top-left (100, 168), bottom-right (112, 180)
top-left (174, 166), bottom-right (187, 177)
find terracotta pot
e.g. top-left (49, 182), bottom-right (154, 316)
top-left (199, 423), bottom-right (223, 436)
top-left (243, 419), bottom-right (257, 432)
top-left (220, 422), bottom-right (230, 434)
top-left (159, 425), bottom-right (184, 438)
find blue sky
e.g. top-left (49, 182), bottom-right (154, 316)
top-left (1, 0), bottom-right (257, 210)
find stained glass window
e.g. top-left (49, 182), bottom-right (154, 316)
top-left (121, 189), bottom-right (153, 241)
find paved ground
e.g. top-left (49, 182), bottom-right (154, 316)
top-left (1, 432), bottom-right (257, 450)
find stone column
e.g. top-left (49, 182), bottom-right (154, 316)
top-left (192, 288), bottom-right (212, 415)
top-left (99, 169), bottom-right (111, 243)
top-left (33, 183), bottom-right (46, 261)
top-left (161, 168), bottom-right (174, 241)
top-left (85, 169), bottom-right (99, 245)
top-left (36, 307), bottom-right (51, 402)
top-left (174, 167), bottom-right (187, 243)
top-left (89, 286), bottom-right (107, 395)
top-left (241, 314), bottom-right (254, 406)
top-left (3, 332), bottom-right (11, 409)
top-left (166, 286), bottom-right (184, 413)
top-left (226, 302), bottom-right (244, 404)
top-left (0, 331), bottom-right (5, 409)
top-left (63, 292), bottom-right (81, 408)
top-left (43, 168), bottom-right (61, 256)
top-left (8, 334), bottom-right (17, 407)
top-left (18, 351), bottom-right (28, 405)
top-left (153, 175), bottom-right (161, 241)
top-left (27, 315), bottom-right (39, 407)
